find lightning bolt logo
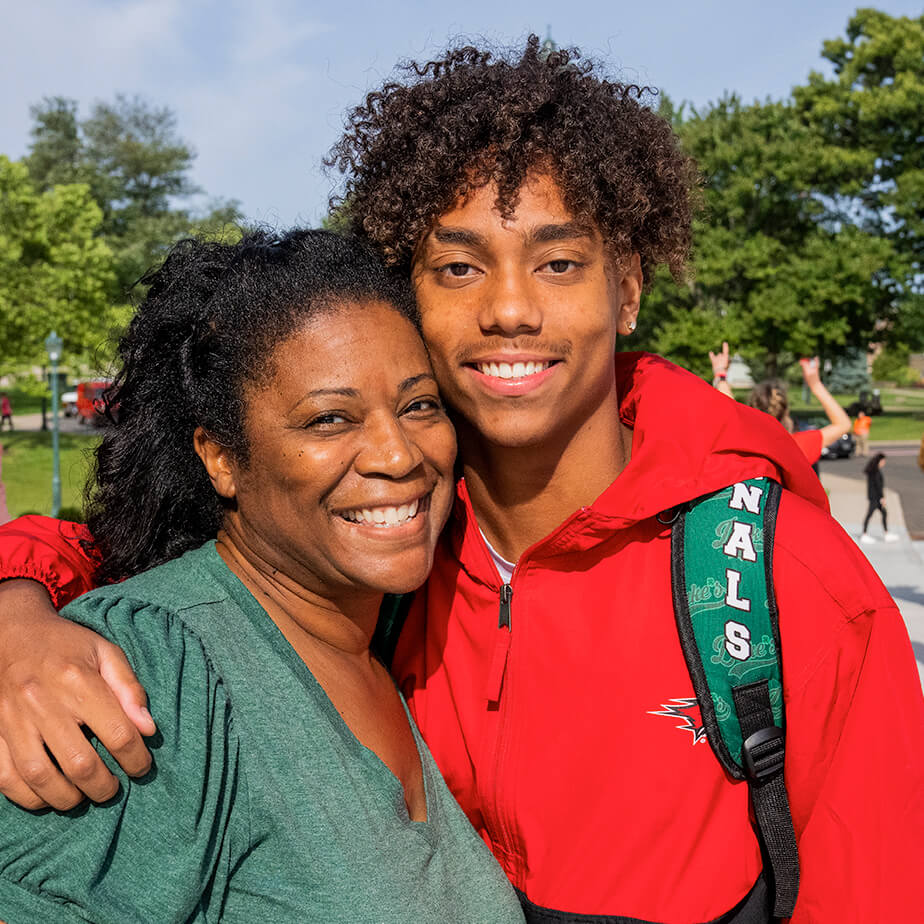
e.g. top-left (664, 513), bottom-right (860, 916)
top-left (648, 698), bottom-right (708, 745)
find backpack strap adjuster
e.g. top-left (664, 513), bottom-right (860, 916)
top-left (742, 726), bottom-right (785, 784)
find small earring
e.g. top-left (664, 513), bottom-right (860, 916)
top-left (626, 320), bottom-right (636, 333)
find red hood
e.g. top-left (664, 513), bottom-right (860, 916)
top-left (451, 352), bottom-right (828, 567)
top-left (601, 352), bottom-right (829, 522)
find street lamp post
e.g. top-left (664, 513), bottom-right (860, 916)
top-left (44, 331), bottom-right (63, 517)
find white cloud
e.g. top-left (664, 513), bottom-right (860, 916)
top-left (0, 0), bottom-right (338, 223)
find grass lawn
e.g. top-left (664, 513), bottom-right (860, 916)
top-left (731, 386), bottom-right (924, 441)
top-left (0, 432), bottom-right (100, 519)
top-left (861, 413), bottom-right (924, 442)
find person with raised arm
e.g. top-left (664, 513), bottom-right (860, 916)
top-left (711, 346), bottom-right (851, 464)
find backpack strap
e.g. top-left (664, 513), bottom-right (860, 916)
top-left (670, 477), bottom-right (799, 918)
top-left (372, 592), bottom-right (415, 670)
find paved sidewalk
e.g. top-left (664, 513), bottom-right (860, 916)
top-left (821, 470), bottom-right (924, 689)
top-left (5, 412), bottom-right (86, 434)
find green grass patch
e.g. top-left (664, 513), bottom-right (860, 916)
top-left (863, 412), bottom-right (924, 442)
top-left (728, 385), bottom-right (924, 441)
top-left (790, 390), bottom-right (924, 440)
top-left (877, 389), bottom-right (924, 412)
top-left (0, 432), bottom-right (100, 519)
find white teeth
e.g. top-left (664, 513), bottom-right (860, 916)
top-left (341, 499), bottom-right (424, 527)
top-left (477, 361), bottom-right (551, 380)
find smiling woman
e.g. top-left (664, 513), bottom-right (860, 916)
top-left (0, 230), bottom-right (524, 923)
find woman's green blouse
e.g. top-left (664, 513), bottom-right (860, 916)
top-left (0, 542), bottom-right (525, 923)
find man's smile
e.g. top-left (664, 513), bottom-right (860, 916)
top-left (473, 360), bottom-right (554, 380)
top-left (464, 358), bottom-right (561, 396)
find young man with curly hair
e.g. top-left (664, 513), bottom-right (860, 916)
top-left (0, 37), bottom-right (921, 924)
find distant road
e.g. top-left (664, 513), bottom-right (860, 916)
top-left (6, 412), bottom-right (86, 434)
top-left (819, 442), bottom-right (924, 540)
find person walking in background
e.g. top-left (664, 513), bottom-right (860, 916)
top-left (860, 452), bottom-right (898, 544)
top-left (853, 410), bottom-right (871, 457)
top-left (0, 394), bottom-right (12, 432)
top-left (710, 345), bottom-right (850, 464)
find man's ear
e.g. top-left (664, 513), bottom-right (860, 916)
top-left (193, 427), bottom-right (237, 499)
top-left (616, 252), bottom-right (643, 336)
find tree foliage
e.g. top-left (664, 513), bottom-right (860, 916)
top-left (794, 8), bottom-right (924, 350)
top-left (26, 95), bottom-right (241, 296)
top-left (636, 10), bottom-right (924, 380)
top-left (642, 94), bottom-right (893, 378)
top-left (0, 156), bottom-right (118, 368)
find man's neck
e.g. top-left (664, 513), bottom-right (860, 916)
top-left (458, 395), bottom-right (632, 562)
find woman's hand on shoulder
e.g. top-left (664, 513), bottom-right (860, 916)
top-left (0, 579), bottom-right (156, 810)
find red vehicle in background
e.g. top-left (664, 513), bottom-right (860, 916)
top-left (75, 380), bottom-right (113, 426)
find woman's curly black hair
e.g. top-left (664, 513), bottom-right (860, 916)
top-left (84, 229), bottom-right (418, 583)
top-left (325, 35), bottom-right (699, 284)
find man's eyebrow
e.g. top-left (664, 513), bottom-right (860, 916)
top-left (429, 221), bottom-right (594, 249)
top-left (525, 222), bottom-right (595, 246)
top-left (431, 227), bottom-right (486, 247)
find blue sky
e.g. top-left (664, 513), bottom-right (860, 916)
top-left (2, 1), bottom-right (921, 227)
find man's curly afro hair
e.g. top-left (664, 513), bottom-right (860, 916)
top-left (326, 35), bottom-right (699, 285)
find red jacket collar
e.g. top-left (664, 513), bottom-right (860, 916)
top-left (449, 353), bottom-right (828, 578)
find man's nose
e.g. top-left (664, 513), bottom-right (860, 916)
top-left (477, 269), bottom-right (542, 336)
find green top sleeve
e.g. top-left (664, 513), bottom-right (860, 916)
top-left (0, 592), bottom-right (246, 924)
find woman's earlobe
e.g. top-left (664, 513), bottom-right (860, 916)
top-left (193, 427), bottom-right (237, 499)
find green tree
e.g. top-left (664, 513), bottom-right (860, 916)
top-left (642, 94), bottom-right (894, 378)
top-left (25, 97), bottom-right (86, 191)
top-left (0, 156), bottom-right (117, 368)
top-left (26, 95), bottom-right (241, 295)
top-left (871, 344), bottom-right (919, 385)
top-left (794, 8), bottom-right (924, 348)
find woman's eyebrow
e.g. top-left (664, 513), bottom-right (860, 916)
top-left (300, 387), bottom-right (361, 399)
top-left (286, 387), bottom-right (360, 413)
top-left (398, 373), bottom-right (438, 393)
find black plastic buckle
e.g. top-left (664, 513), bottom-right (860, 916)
top-left (741, 726), bottom-right (785, 784)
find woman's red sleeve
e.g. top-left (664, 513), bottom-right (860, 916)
top-left (0, 516), bottom-right (103, 607)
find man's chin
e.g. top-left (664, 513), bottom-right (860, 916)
top-left (463, 413), bottom-right (564, 453)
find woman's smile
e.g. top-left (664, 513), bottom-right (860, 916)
top-left (336, 490), bottom-right (431, 528)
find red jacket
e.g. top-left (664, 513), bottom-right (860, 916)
top-left (392, 355), bottom-right (924, 921)
top-left (2, 354), bottom-right (923, 922)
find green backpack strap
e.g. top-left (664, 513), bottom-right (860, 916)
top-left (670, 477), bottom-right (799, 919)
top-left (372, 592), bottom-right (415, 670)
